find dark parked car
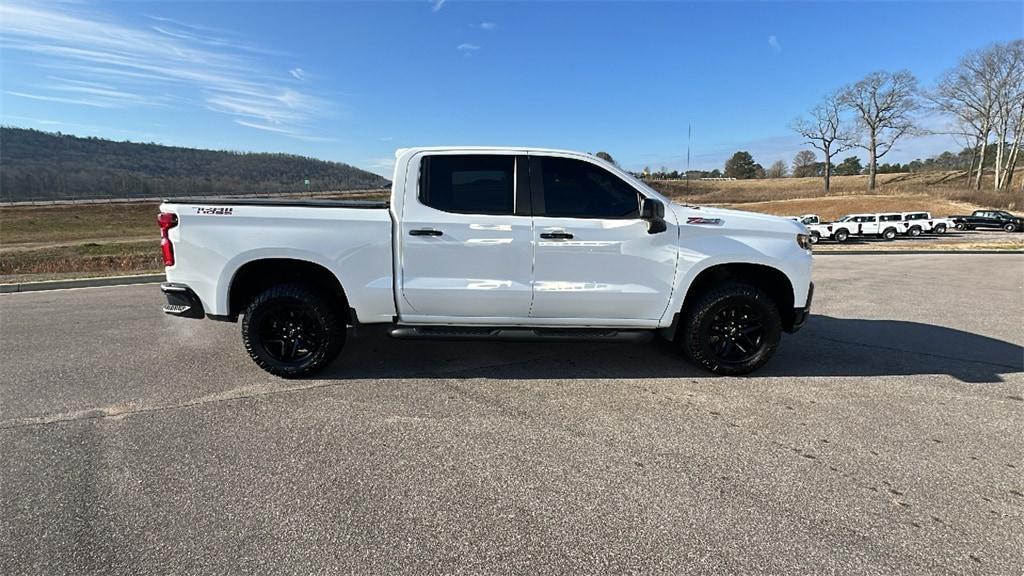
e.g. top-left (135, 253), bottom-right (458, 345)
top-left (949, 210), bottom-right (1024, 232)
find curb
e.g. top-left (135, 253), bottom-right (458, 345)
top-left (814, 250), bottom-right (1024, 255)
top-left (0, 273), bottom-right (165, 294)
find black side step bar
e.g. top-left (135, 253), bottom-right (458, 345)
top-left (388, 326), bottom-right (653, 343)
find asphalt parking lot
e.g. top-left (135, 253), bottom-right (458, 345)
top-left (1, 254), bottom-right (1022, 575)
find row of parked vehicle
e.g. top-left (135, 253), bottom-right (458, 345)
top-left (789, 209), bottom-right (1024, 244)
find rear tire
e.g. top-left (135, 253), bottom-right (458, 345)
top-left (241, 283), bottom-right (345, 378)
top-left (680, 283), bottom-right (782, 376)
top-left (881, 228), bottom-right (897, 241)
top-left (834, 229), bottom-right (849, 243)
top-left (934, 224), bottom-right (947, 234)
top-left (908, 226), bottom-right (922, 237)
top-left (809, 231), bottom-right (820, 244)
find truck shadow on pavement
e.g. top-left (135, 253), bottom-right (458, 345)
top-left (321, 315), bottom-right (1023, 384)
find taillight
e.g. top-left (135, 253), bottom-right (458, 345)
top-left (158, 212), bottom-right (178, 266)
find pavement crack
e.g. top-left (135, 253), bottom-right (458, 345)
top-left (0, 380), bottom-right (361, 430)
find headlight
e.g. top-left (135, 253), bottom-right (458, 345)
top-left (796, 234), bottom-right (811, 250)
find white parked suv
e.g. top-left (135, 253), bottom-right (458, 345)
top-left (158, 147), bottom-right (813, 377)
top-left (838, 213), bottom-right (907, 240)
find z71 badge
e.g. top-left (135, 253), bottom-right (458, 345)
top-left (687, 216), bottom-right (724, 226)
top-left (194, 206), bottom-right (233, 216)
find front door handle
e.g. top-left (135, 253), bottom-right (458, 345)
top-left (540, 232), bottom-right (574, 239)
top-left (409, 228), bottom-right (443, 237)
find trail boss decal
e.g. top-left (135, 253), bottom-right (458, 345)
top-left (686, 216), bottom-right (724, 226)
top-left (194, 207), bottom-right (233, 216)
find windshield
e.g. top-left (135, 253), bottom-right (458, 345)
top-left (836, 215), bottom-right (852, 222)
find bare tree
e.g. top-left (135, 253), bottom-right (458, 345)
top-left (929, 51), bottom-right (996, 189)
top-left (839, 71), bottom-right (919, 190)
top-left (766, 160), bottom-right (788, 178)
top-left (929, 41), bottom-right (1024, 191)
top-left (989, 41), bottom-right (1024, 191)
top-left (791, 93), bottom-right (856, 192)
top-left (792, 150), bottom-right (817, 178)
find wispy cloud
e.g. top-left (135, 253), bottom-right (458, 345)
top-left (767, 35), bottom-right (782, 54)
top-left (0, 1), bottom-right (328, 140)
top-left (479, 21), bottom-right (497, 30)
top-left (431, 0), bottom-right (447, 13)
top-left (456, 43), bottom-right (480, 54)
top-left (366, 156), bottom-right (396, 177)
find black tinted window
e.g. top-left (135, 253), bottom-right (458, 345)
top-left (540, 157), bottom-right (640, 218)
top-left (420, 155), bottom-right (514, 215)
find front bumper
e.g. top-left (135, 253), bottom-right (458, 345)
top-left (161, 283), bottom-right (204, 319)
top-left (787, 282), bottom-right (813, 333)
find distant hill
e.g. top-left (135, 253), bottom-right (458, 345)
top-left (0, 127), bottom-right (389, 202)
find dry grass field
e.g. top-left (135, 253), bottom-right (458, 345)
top-left (1, 175), bottom-right (1021, 282)
top-left (649, 170), bottom-right (1023, 210)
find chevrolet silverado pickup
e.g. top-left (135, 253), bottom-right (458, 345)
top-left (159, 147), bottom-right (813, 377)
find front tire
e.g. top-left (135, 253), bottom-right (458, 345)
top-left (680, 283), bottom-right (782, 376)
top-left (881, 228), bottom-right (897, 241)
top-left (934, 223), bottom-right (947, 234)
top-left (1004, 222), bottom-right (1017, 233)
top-left (241, 283), bottom-right (345, 378)
top-left (908, 226), bottom-right (922, 237)
top-left (809, 231), bottom-right (821, 244)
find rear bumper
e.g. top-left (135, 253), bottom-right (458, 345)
top-left (161, 282), bottom-right (204, 319)
top-left (787, 282), bottom-right (813, 333)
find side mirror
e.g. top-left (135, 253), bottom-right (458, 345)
top-left (640, 197), bottom-right (667, 234)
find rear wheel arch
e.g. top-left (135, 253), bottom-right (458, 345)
top-left (677, 263), bottom-right (797, 334)
top-left (227, 258), bottom-right (351, 322)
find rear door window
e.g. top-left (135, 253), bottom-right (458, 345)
top-left (419, 155), bottom-right (515, 215)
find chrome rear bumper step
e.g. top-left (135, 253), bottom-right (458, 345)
top-left (160, 283), bottom-right (205, 319)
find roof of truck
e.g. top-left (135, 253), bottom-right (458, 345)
top-left (394, 146), bottom-right (596, 158)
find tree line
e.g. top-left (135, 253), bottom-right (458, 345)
top-left (790, 39), bottom-right (1022, 193)
top-left (0, 128), bottom-right (389, 202)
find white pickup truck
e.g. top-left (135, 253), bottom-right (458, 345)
top-left (834, 213), bottom-right (908, 240)
top-left (159, 147), bottom-right (813, 377)
top-left (805, 218), bottom-right (856, 244)
top-left (902, 212), bottom-right (952, 235)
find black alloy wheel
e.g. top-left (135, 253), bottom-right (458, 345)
top-left (706, 304), bottom-right (766, 365)
top-left (680, 283), bottom-right (782, 375)
top-left (258, 303), bottom-right (322, 363)
top-left (242, 283), bottom-right (345, 378)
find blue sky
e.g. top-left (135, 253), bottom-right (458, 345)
top-left (2, 1), bottom-right (1022, 177)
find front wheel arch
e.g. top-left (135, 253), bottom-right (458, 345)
top-left (676, 263), bottom-right (796, 335)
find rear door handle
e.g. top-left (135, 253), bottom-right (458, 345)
top-left (540, 232), bottom-right (574, 239)
top-left (409, 228), bottom-right (443, 236)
